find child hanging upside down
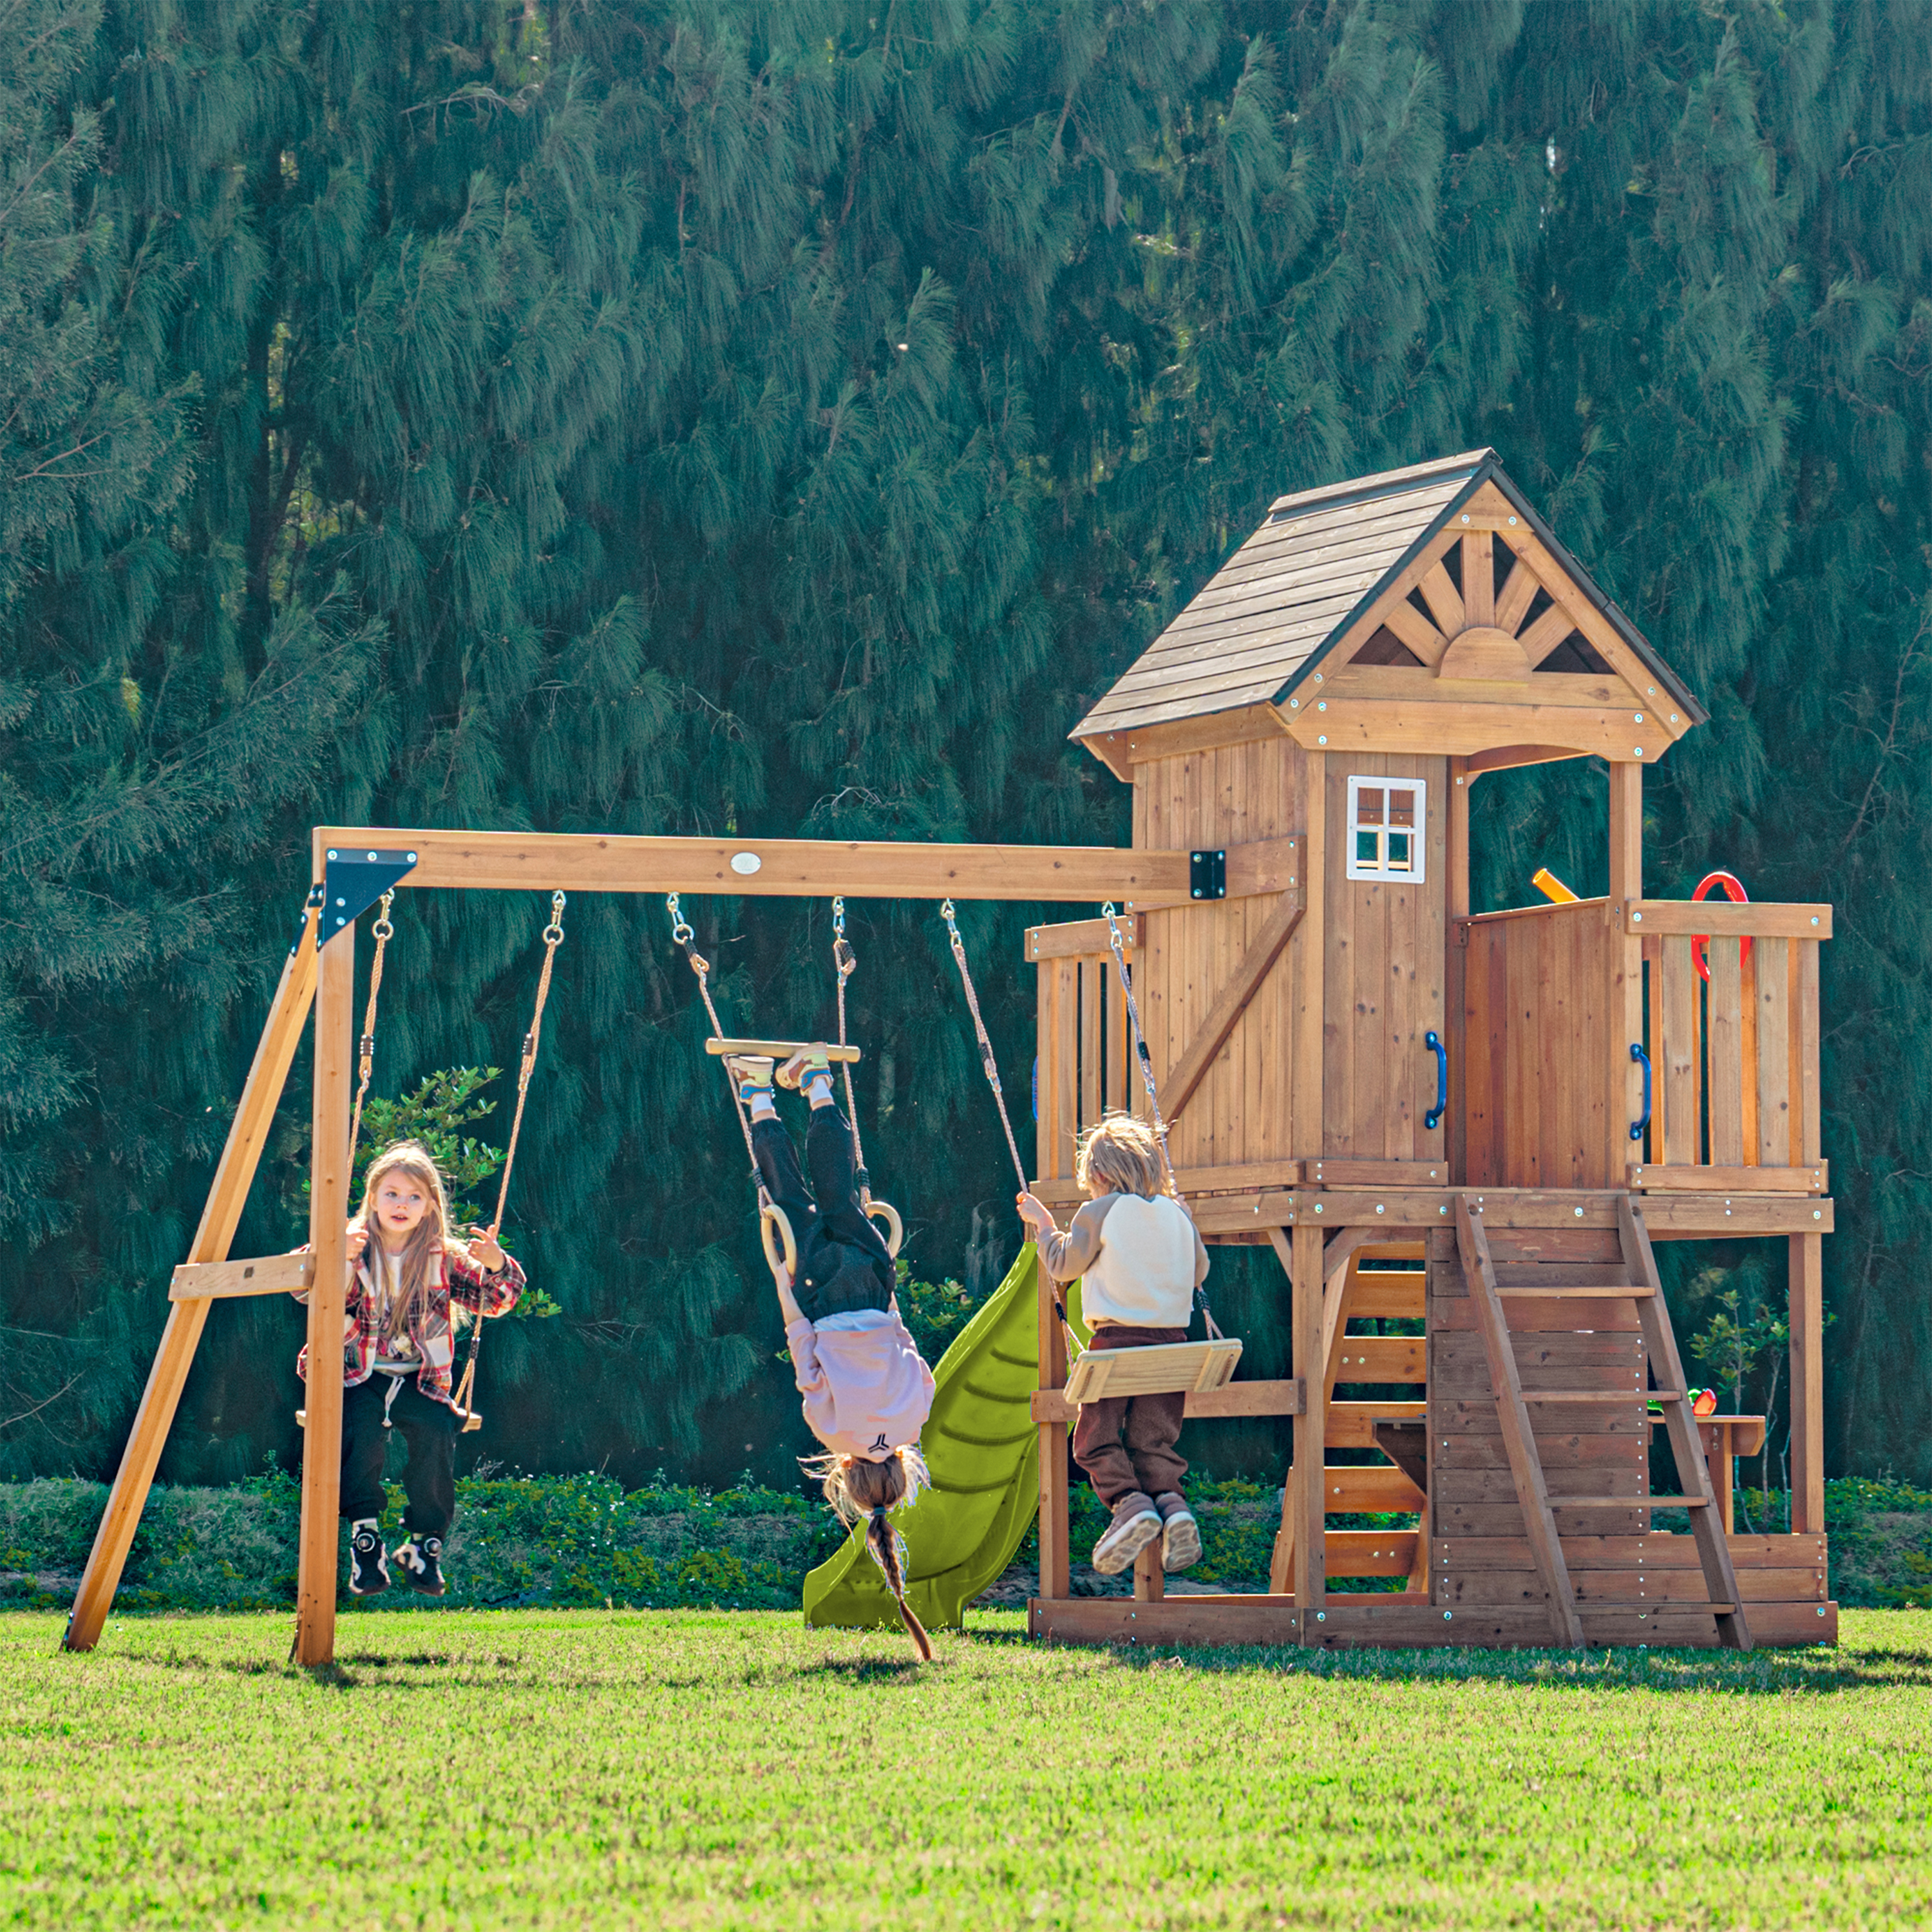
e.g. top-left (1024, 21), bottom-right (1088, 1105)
top-left (729, 1046), bottom-right (936, 1659)
top-left (1016, 1112), bottom-right (1209, 1578)
top-left (292, 1139), bottom-right (526, 1600)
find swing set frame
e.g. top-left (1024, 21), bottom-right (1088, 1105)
top-left (62, 823), bottom-right (1206, 1667)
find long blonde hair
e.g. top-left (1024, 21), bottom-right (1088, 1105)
top-left (806, 1445), bottom-right (933, 1661)
top-left (350, 1141), bottom-right (459, 1346)
top-left (1075, 1110), bottom-right (1168, 1199)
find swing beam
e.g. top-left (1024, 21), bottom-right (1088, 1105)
top-left (64, 824), bottom-right (1227, 1666)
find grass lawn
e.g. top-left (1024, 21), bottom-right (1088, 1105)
top-left (4, 1608), bottom-right (1929, 1929)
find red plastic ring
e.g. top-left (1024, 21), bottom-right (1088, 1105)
top-left (1690, 871), bottom-right (1750, 983)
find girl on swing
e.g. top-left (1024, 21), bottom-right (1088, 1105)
top-left (728, 1046), bottom-right (936, 1660)
top-left (1018, 1111), bottom-right (1209, 1578)
top-left (292, 1140), bottom-right (526, 1598)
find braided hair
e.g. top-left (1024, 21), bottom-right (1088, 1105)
top-left (809, 1444), bottom-right (933, 1662)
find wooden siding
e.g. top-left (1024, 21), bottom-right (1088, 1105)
top-left (1321, 752), bottom-right (1448, 1160)
top-left (1128, 736), bottom-right (1307, 1171)
top-left (1457, 900), bottom-right (1620, 1189)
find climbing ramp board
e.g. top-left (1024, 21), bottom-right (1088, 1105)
top-left (802, 1244), bottom-right (1078, 1632)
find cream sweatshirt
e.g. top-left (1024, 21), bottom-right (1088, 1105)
top-left (786, 1309), bottom-right (936, 1461)
top-left (1035, 1191), bottom-right (1209, 1329)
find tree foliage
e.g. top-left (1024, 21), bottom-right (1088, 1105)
top-left (2, 0), bottom-right (1929, 1484)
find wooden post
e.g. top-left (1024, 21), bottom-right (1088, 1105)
top-left (1788, 1231), bottom-right (1824, 1533)
top-left (1607, 761), bottom-right (1643, 1184)
top-left (63, 902), bottom-right (323, 1653)
top-left (1281, 1222), bottom-right (1325, 1628)
top-left (1294, 753), bottom-right (1325, 1160)
top-left (1447, 760), bottom-right (1472, 1184)
top-left (1034, 1244), bottom-right (1070, 1600)
top-left (293, 916), bottom-right (355, 1666)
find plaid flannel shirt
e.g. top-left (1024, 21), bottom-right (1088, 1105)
top-left (293, 1242), bottom-right (526, 1407)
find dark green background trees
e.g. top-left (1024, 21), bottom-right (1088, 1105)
top-left (3, 0), bottom-right (1927, 1490)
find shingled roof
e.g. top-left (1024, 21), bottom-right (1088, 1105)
top-left (1072, 450), bottom-right (1703, 741)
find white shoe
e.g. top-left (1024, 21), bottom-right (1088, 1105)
top-left (1092, 1494), bottom-right (1163, 1576)
top-left (1157, 1494), bottom-right (1202, 1573)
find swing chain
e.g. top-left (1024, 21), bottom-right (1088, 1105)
top-left (346, 890), bottom-right (395, 1165)
top-left (1099, 904), bottom-right (1220, 1340)
top-left (830, 896), bottom-right (867, 1191)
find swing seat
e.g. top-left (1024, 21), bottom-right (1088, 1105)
top-left (1062, 1336), bottom-right (1244, 1405)
top-left (296, 1405), bottom-right (481, 1430)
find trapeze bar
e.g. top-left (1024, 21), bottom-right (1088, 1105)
top-left (702, 1039), bottom-right (863, 1063)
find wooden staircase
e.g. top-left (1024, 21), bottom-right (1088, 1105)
top-left (1449, 1193), bottom-right (1751, 1650)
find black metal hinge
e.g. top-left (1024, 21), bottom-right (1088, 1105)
top-left (1190, 849), bottom-right (1226, 900)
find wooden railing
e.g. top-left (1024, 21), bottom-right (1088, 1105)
top-left (1027, 916), bottom-right (1139, 1187)
top-left (1631, 901), bottom-right (1829, 1191)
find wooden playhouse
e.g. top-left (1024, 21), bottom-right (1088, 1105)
top-left (63, 447), bottom-right (1832, 1664)
top-left (1023, 449), bottom-right (1833, 1649)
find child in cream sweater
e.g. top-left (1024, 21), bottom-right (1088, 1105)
top-left (1017, 1113), bottom-right (1209, 1577)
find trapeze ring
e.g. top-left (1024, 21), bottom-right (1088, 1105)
top-left (867, 1198), bottom-right (904, 1259)
top-left (760, 1202), bottom-right (799, 1280)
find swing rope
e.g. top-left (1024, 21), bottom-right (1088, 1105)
top-left (345, 891), bottom-right (396, 1164)
top-left (451, 891), bottom-right (566, 1428)
top-left (667, 894), bottom-right (799, 1280)
top-left (667, 893), bottom-right (763, 1184)
top-left (1100, 902), bottom-right (1222, 1342)
top-left (940, 898), bottom-right (1030, 1195)
top-left (939, 898), bottom-right (1082, 1361)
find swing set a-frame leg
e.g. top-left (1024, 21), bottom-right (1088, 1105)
top-left (61, 898), bottom-right (343, 1654)
top-left (292, 922), bottom-right (354, 1665)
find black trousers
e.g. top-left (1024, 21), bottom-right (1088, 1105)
top-left (337, 1372), bottom-right (458, 1538)
top-left (752, 1104), bottom-right (895, 1305)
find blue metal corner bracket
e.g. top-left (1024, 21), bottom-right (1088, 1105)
top-left (317, 845), bottom-right (420, 945)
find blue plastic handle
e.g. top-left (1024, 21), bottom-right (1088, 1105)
top-left (1425, 1030), bottom-right (1448, 1132)
top-left (1629, 1041), bottom-right (1651, 1144)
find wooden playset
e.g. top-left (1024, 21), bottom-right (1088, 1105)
top-left (62, 449), bottom-right (1833, 1664)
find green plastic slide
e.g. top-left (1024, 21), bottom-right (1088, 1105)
top-left (802, 1244), bottom-right (1086, 1632)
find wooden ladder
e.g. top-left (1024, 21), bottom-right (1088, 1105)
top-left (1452, 1194), bottom-right (1752, 1651)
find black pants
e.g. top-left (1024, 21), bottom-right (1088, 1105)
top-left (338, 1372), bottom-right (458, 1539)
top-left (752, 1104), bottom-right (895, 1310)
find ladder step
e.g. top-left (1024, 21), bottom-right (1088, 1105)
top-left (1497, 1285), bottom-right (1652, 1298)
top-left (1558, 1495), bottom-right (1710, 1508)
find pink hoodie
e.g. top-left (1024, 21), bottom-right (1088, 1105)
top-left (786, 1311), bottom-right (935, 1461)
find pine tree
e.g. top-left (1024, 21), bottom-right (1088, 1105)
top-left (4, 0), bottom-right (1929, 1490)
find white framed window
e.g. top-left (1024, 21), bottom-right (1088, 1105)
top-left (1346, 775), bottom-right (1426, 882)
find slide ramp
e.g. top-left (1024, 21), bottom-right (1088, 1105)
top-left (802, 1244), bottom-right (1083, 1631)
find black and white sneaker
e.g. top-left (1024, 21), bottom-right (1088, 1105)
top-left (392, 1535), bottom-right (446, 1597)
top-left (347, 1520), bottom-right (389, 1596)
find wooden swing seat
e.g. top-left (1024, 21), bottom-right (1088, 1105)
top-left (1062, 1337), bottom-right (1244, 1405)
top-left (704, 1037), bottom-right (862, 1063)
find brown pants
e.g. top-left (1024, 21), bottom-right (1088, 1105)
top-left (1071, 1323), bottom-right (1189, 1508)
